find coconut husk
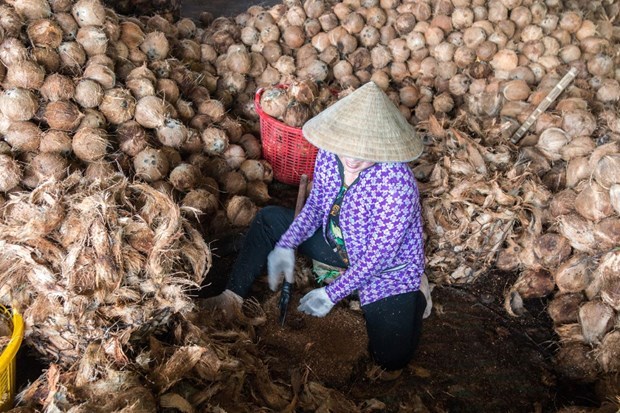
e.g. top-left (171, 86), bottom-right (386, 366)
top-left (0, 174), bottom-right (211, 366)
top-left (578, 300), bottom-right (615, 345)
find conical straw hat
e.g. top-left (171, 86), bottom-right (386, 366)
top-left (302, 81), bottom-right (423, 162)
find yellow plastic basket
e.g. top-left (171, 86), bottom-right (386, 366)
top-left (0, 306), bottom-right (23, 412)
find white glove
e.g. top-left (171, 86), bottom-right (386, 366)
top-left (267, 246), bottom-right (295, 291)
top-left (298, 287), bottom-right (334, 317)
top-left (420, 273), bottom-right (433, 319)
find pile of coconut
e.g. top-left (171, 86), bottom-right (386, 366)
top-left (258, 78), bottom-right (339, 127)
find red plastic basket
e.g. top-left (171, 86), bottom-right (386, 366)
top-left (254, 86), bottom-right (318, 186)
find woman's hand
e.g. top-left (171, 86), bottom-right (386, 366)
top-left (298, 287), bottom-right (334, 317)
top-left (267, 246), bottom-right (295, 291)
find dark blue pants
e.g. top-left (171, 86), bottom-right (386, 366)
top-left (226, 206), bottom-right (426, 371)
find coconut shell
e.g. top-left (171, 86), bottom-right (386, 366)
top-left (79, 108), bottom-right (106, 129)
top-left (593, 155), bottom-right (620, 189)
top-left (156, 119), bottom-right (188, 148)
top-left (547, 293), bottom-right (583, 325)
top-left (593, 217), bottom-right (620, 252)
top-left (83, 62), bottom-right (115, 89)
top-left (226, 195), bottom-right (258, 227)
top-left (201, 127), bottom-right (229, 155)
top-left (558, 213), bottom-right (596, 253)
top-left (4, 60), bottom-right (46, 90)
top-left (72, 127), bottom-right (108, 161)
top-left (610, 184), bottom-right (620, 215)
top-left (71, 0), bottom-right (106, 27)
top-left (135, 95), bottom-right (172, 129)
top-left (40, 74), bottom-right (75, 102)
top-left (533, 233), bottom-right (572, 269)
top-left (74, 79), bottom-right (104, 108)
top-left (578, 300), bottom-right (615, 345)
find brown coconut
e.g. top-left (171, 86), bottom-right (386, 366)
top-left (27, 18), bottom-right (63, 48)
top-left (0, 88), bottom-right (38, 121)
top-left (547, 293), bottom-right (583, 325)
top-left (593, 155), bottom-right (620, 189)
top-left (133, 148), bottom-right (170, 182)
top-left (116, 120), bottom-right (148, 157)
top-left (4, 121), bottom-right (41, 152)
top-left (40, 74), bottom-right (75, 102)
top-left (78, 108), bottom-right (106, 129)
top-left (219, 170), bottom-right (247, 195)
top-left (72, 127), bottom-right (108, 161)
top-left (226, 195), bottom-right (258, 227)
top-left (134, 95), bottom-right (172, 129)
top-left (74, 79), bottom-right (104, 108)
top-left (182, 189), bottom-right (218, 217)
top-left (4, 60), bottom-right (46, 90)
top-left (99, 88), bottom-right (136, 125)
top-left (156, 119), bottom-right (189, 148)
top-left (201, 127), bottom-right (229, 155)
top-left (0, 154), bottom-right (22, 192)
top-left (83, 62), bottom-right (115, 89)
top-left (44, 100), bottom-right (83, 131)
top-left (239, 134), bottom-right (262, 159)
top-left (140, 31), bottom-right (169, 60)
top-left (259, 87), bottom-right (288, 119)
top-left (31, 152), bottom-right (68, 182)
top-left (169, 163), bottom-right (200, 192)
top-left (533, 232), bottom-right (572, 269)
top-left (246, 180), bottom-right (271, 204)
top-left (39, 130), bottom-right (72, 154)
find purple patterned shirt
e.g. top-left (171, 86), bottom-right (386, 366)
top-left (276, 149), bottom-right (425, 306)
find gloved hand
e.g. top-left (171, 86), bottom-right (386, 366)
top-left (298, 287), bottom-right (334, 317)
top-left (420, 273), bottom-right (433, 319)
top-left (267, 246), bottom-right (295, 291)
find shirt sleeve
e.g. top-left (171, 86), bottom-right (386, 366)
top-left (276, 150), bottom-right (326, 249)
top-left (324, 181), bottom-right (422, 303)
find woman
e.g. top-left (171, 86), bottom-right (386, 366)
top-left (206, 81), bottom-right (431, 379)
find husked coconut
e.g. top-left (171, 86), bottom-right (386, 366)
top-left (40, 130), bottom-right (72, 154)
top-left (0, 88), bottom-right (38, 121)
top-left (226, 195), bottom-right (258, 227)
top-left (4, 121), bottom-right (42, 152)
top-left (201, 127), bottom-right (229, 155)
top-left (72, 127), bottom-right (108, 161)
top-left (574, 181), bottom-right (614, 223)
top-left (169, 163), bottom-right (199, 192)
top-left (554, 254), bottom-right (592, 294)
top-left (219, 170), bottom-right (247, 195)
top-left (133, 148), bottom-right (169, 182)
top-left (72, 0), bottom-right (106, 27)
top-left (44, 100), bottom-right (83, 131)
top-left (99, 88), bottom-right (136, 125)
top-left (547, 293), bottom-right (583, 325)
top-left (31, 152), bottom-right (68, 182)
top-left (74, 79), bottom-right (104, 108)
top-left (182, 189), bottom-right (218, 217)
top-left (135, 95), bottom-right (172, 129)
top-left (40, 74), bottom-right (75, 101)
top-left (156, 119), bottom-right (188, 148)
top-left (116, 120), bottom-right (147, 157)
